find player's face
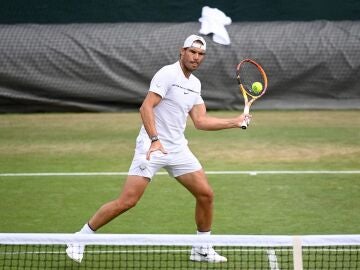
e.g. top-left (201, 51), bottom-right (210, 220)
top-left (180, 46), bottom-right (206, 73)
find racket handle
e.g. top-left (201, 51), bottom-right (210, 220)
top-left (241, 105), bottom-right (250, 129)
top-left (241, 116), bottom-right (250, 129)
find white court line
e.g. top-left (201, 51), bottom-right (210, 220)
top-left (0, 170), bottom-right (359, 177)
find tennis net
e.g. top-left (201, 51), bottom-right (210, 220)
top-left (0, 233), bottom-right (359, 269)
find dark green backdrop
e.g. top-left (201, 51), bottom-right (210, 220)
top-left (0, 0), bottom-right (359, 24)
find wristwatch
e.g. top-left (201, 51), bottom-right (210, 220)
top-left (150, 135), bottom-right (159, 142)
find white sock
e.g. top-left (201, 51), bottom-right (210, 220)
top-left (79, 223), bottom-right (95, 234)
top-left (196, 231), bottom-right (212, 249)
top-left (197, 230), bottom-right (211, 235)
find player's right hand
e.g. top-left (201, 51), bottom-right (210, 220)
top-left (146, 141), bottom-right (168, 160)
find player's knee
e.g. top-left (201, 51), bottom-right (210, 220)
top-left (113, 197), bottom-right (138, 214)
top-left (123, 199), bottom-right (138, 211)
top-left (206, 189), bottom-right (214, 203)
top-left (198, 188), bottom-right (214, 205)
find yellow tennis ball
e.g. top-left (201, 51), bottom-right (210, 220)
top-left (252, 82), bottom-right (263, 93)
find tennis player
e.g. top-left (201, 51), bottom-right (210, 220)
top-left (66, 34), bottom-right (249, 263)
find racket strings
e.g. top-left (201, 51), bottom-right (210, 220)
top-left (239, 63), bottom-right (264, 96)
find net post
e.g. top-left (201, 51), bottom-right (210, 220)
top-left (292, 236), bottom-right (303, 270)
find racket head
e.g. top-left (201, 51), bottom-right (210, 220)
top-left (236, 59), bottom-right (268, 98)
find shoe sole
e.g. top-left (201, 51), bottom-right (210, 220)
top-left (190, 255), bottom-right (227, 263)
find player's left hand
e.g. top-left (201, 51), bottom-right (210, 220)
top-left (237, 113), bottom-right (251, 128)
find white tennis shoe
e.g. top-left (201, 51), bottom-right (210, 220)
top-left (190, 246), bottom-right (227, 263)
top-left (66, 233), bottom-right (85, 263)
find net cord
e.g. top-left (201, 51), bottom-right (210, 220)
top-left (0, 234), bottom-right (359, 246)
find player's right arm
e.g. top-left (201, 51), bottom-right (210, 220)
top-left (139, 91), bottom-right (168, 160)
top-left (139, 91), bottom-right (161, 138)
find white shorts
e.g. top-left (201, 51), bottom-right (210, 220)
top-left (128, 146), bottom-right (202, 180)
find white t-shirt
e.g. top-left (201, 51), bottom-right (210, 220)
top-left (136, 61), bottom-right (204, 153)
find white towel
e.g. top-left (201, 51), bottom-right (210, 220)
top-left (198, 6), bottom-right (232, 45)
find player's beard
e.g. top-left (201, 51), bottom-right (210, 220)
top-left (188, 61), bottom-right (200, 70)
top-left (183, 59), bottom-right (200, 73)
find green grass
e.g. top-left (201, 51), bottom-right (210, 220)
top-left (0, 111), bottom-right (359, 234)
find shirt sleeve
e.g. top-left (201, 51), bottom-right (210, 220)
top-left (195, 94), bottom-right (205, 105)
top-left (148, 66), bottom-right (172, 98)
top-left (194, 79), bottom-right (204, 105)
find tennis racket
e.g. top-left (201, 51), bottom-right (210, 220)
top-left (236, 59), bottom-right (268, 129)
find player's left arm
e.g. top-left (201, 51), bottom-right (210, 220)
top-left (189, 103), bottom-right (248, 131)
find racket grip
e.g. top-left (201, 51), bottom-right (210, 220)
top-left (241, 105), bottom-right (250, 129)
top-left (241, 116), bottom-right (250, 129)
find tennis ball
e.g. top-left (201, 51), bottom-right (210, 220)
top-left (252, 82), bottom-right (263, 94)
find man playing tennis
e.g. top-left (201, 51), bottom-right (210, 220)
top-left (67, 34), bottom-right (249, 263)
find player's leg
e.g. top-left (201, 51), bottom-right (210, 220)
top-left (66, 175), bottom-right (149, 263)
top-left (176, 170), bottom-right (227, 263)
top-left (88, 175), bottom-right (150, 230)
top-left (176, 169), bottom-right (213, 232)
top-left (66, 143), bottom-right (162, 263)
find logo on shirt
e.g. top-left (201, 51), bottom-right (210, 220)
top-left (172, 84), bottom-right (199, 95)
